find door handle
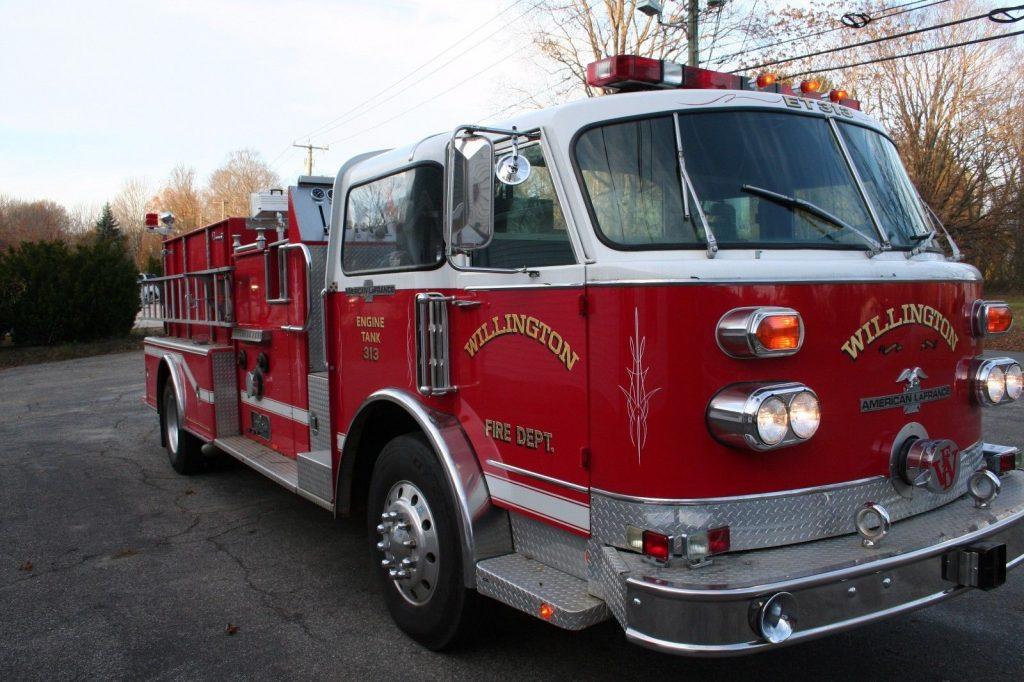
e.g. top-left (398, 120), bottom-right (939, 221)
top-left (452, 299), bottom-right (481, 309)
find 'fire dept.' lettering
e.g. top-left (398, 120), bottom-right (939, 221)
top-left (463, 314), bottom-right (580, 371)
top-left (841, 303), bottom-right (958, 360)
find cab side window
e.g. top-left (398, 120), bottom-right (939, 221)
top-left (343, 165), bottom-right (444, 273)
top-left (470, 145), bottom-right (575, 269)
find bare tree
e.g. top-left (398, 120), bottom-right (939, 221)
top-left (154, 165), bottom-right (204, 232)
top-left (111, 177), bottom-right (157, 266)
top-left (204, 149), bottom-right (281, 221)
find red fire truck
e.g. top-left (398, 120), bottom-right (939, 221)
top-left (141, 55), bottom-right (1024, 655)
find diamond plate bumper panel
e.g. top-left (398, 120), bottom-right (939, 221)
top-left (592, 441), bottom-right (984, 553)
top-left (477, 553), bottom-right (609, 631)
top-left (591, 472), bottom-right (1024, 657)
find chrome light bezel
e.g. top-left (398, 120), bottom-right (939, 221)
top-left (971, 357), bottom-right (1022, 406)
top-left (972, 299), bottom-right (1012, 337)
top-left (716, 306), bottom-right (805, 359)
top-left (707, 382), bottom-right (820, 451)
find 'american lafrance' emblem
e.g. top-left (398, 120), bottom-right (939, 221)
top-left (860, 367), bottom-right (952, 414)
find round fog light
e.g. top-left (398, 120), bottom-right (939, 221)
top-left (756, 397), bottom-right (789, 446)
top-left (751, 592), bottom-right (798, 644)
top-left (986, 365), bottom-right (1006, 404)
top-left (789, 391), bottom-right (820, 439)
top-left (1005, 364), bottom-right (1022, 401)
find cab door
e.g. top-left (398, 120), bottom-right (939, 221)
top-left (446, 141), bottom-right (591, 534)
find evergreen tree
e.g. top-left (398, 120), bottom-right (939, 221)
top-left (94, 202), bottom-right (121, 240)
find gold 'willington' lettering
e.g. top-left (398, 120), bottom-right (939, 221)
top-left (463, 313), bottom-right (581, 371)
top-left (841, 303), bottom-right (959, 360)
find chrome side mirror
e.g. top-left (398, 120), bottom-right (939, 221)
top-left (447, 133), bottom-right (494, 252)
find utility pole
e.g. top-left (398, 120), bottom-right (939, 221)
top-left (687, 0), bottom-right (699, 67)
top-left (293, 142), bottom-right (329, 176)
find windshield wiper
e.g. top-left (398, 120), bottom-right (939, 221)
top-left (741, 184), bottom-right (883, 256)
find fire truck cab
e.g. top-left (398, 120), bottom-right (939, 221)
top-left (142, 56), bottom-right (1024, 655)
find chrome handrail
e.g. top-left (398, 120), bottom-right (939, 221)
top-left (279, 242), bottom-right (313, 332)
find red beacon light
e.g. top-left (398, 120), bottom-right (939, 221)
top-left (800, 79), bottom-right (822, 94)
top-left (586, 54), bottom-right (750, 91)
top-left (756, 73), bottom-right (778, 88)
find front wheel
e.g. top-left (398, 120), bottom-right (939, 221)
top-left (367, 433), bottom-right (476, 650)
top-left (161, 382), bottom-right (203, 474)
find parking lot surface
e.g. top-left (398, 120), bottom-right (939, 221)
top-left (1, 351), bottom-right (1023, 680)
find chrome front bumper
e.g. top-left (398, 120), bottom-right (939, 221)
top-left (592, 471), bottom-right (1024, 656)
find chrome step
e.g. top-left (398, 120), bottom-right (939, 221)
top-left (476, 553), bottom-right (609, 631)
top-left (214, 436), bottom-right (332, 511)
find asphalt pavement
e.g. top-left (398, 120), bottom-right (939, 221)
top-left (1, 351), bottom-right (1023, 680)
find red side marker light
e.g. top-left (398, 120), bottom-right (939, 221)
top-left (642, 530), bottom-right (670, 563)
top-left (988, 305), bottom-right (1013, 334)
top-left (708, 526), bottom-right (731, 555)
top-left (539, 603), bottom-right (554, 620)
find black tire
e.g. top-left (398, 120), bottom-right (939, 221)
top-left (367, 433), bottom-right (476, 651)
top-left (161, 382), bottom-right (204, 475)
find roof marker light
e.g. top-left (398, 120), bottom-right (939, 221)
top-left (756, 73), bottom-right (778, 88)
top-left (829, 88), bottom-right (850, 103)
top-left (800, 79), bottom-right (821, 94)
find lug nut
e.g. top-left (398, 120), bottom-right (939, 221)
top-left (400, 558), bottom-right (416, 568)
top-left (381, 558), bottom-right (394, 568)
top-left (376, 524), bottom-right (386, 534)
top-left (376, 541), bottom-right (387, 551)
top-left (402, 539), bottom-right (416, 548)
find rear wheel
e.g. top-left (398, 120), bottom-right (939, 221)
top-left (161, 382), bottom-right (203, 475)
top-left (367, 433), bottom-right (476, 650)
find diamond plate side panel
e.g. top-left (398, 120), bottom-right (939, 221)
top-left (297, 450), bottom-right (332, 501)
top-left (592, 443), bottom-right (985, 553)
top-left (510, 513), bottom-right (587, 580)
top-left (307, 372), bottom-right (330, 452)
top-left (588, 542), bottom-right (630, 626)
top-left (212, 350), bottom-right (239, 437)
top-left (306, 245), bottom-right (328, 373)
top-left (476, 554), bottom-right (609, 630)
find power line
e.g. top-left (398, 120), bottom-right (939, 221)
top-left (324, 53), bottom-right (512, 147)
top-left (780, 27), bottom-right (1024, 79)
top-left (732, 5), bottom-right (1003, 74)
top-left (476, 75), bottom-right (577, 124)
top-left (708, 0), bottom-right (948, 66)
top-left (297, 0), bottom-right (541, 144)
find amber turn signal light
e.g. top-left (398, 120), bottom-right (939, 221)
top-left (717, 307), bottom-right (805, 358)
top-left (756, 314), bottom-right (802, 351)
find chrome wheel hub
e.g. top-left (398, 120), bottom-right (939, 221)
top-left (376, 480), bottom-right (439, 605)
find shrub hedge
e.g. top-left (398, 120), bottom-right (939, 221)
top-left (0, 236), bottom-right (140, 346)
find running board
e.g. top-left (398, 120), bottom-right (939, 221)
top-left (476, 554), bottom-right (609, 631)
top-left (214, 436), bottom-right (333, 511)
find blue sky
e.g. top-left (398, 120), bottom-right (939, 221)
top-left (0, 0), bottom-right (527, 207)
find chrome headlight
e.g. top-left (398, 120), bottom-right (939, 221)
top-left (707, 382), bottom-right (820, 451)
top-left (972, 357), bottom-right (1022, 406)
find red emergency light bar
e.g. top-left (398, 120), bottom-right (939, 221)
top-left (586, 55), bottom-right (860, 110)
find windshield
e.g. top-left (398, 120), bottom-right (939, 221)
top-left (574, 110), bottom-right (929, 250)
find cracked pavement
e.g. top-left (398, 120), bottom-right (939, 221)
top-left (1, 351), bottom-right (1023, 680)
